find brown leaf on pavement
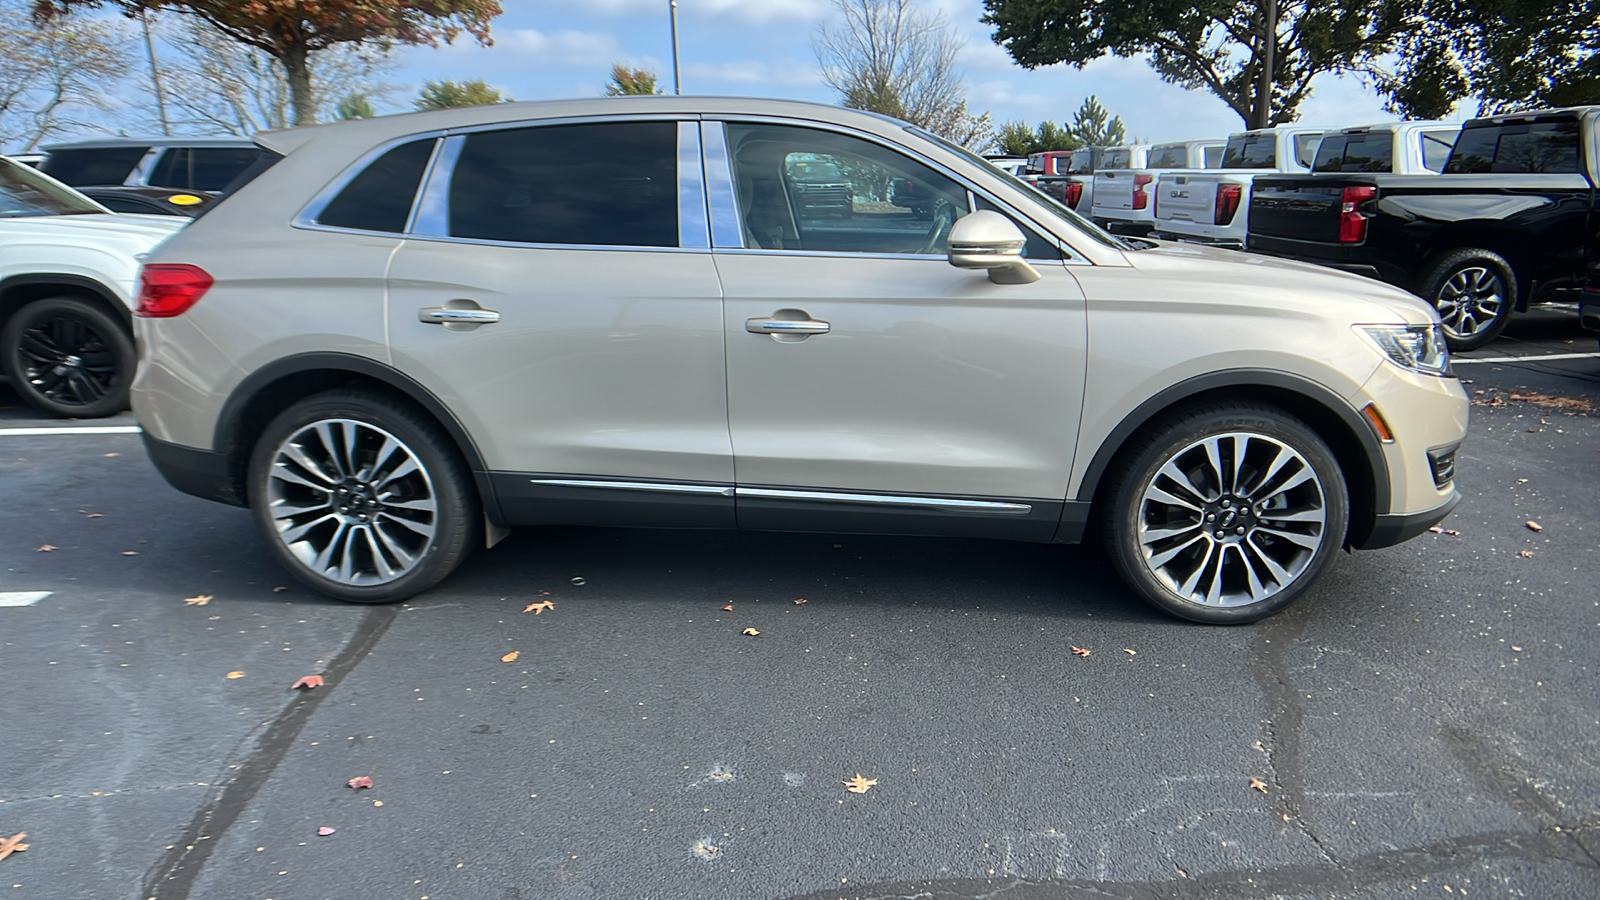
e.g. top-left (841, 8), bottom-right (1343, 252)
top-left (721, 604), bottom-right (734, 611)
top-left (501, 651), bottom-right (520, 663)
top-left (347, 775), bottom-right (373, 790)
top-left (843, 773), bottom-right (877, 794)
top-left (292, 675), bottom-right (324, 690)
top-left (184, 595), bottom-right (212, 606)
top-left (1517, 550), bottom-right (1533, 558)
top-left (792, 598), bottom-right (807, 605)
top-left (1249, 778), bottom-right (1268, 793)
top-left (523, 600), bottom-right (554, 614)
top-left (741, 627), bottom-right (760, 637)
top-left (317, 826), bottom-right (335, 836)
top-left (0, 832), bottom-right (26, 861)
top-left (1070, 646), bottom-right (1091, 657)
top-left (226, 671), bottom-right (245, 679)
top-left (36, 544), bottom-right (55, 552)
top-left (1525, 520), bottom-right (1543, 532)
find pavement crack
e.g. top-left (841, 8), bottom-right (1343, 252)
top-left (139, 605), bottom-right (397, 900)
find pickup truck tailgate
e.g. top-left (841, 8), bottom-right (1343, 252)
top-left (1250, 180), bottom-right (1346, 243)
top-left (1156, 173), bottom-right (1218, 224)
top-left (1094, 171), bottom-right (1133, 210)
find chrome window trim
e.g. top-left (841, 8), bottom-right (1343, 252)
top-left (441, 111), bottom-right (700, 137)
top-left (700, 121), bottom-right (745, 249)
top-left (529, 478), bottom-right (734, 497)
top-left (737, 487), bottom-right (1033, 515)
top-left (403, 136), bottom-right (450, 234)
top-left (292, 130), bottom-right (447, 235)
top-left (410, 135), bottom-right (464, 237)
top-left (127, 146), bottom-right (165, 186)
top-left (388, 233), bottom-right (709, 255)
top-left (677, 121), bottom-right (710, 249)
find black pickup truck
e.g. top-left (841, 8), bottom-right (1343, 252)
top-left (1248, 107), bottom-right (1600, 350)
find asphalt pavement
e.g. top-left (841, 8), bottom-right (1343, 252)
top-left (1, 309), bottom-right (1597, 900)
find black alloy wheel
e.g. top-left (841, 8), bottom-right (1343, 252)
top-left (1, 297), bottom-right (135, 418)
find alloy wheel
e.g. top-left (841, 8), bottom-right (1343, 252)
top-left (1135, 432), bottom-right (1327, 608)
top-left (265, 419), bottom-right (439, 586)
top-left (16, 315), bottom-right (118, 409)
top-left (1434, 266), bottom-right (1504, 341)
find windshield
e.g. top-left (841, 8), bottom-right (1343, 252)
top-left (0, 157), bottom-right (107, 217)
top-left (909, 127), bottom-right (1134, 251)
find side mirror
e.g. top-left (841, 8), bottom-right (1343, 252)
top-left (946, 210), bottom-right (1041, 284)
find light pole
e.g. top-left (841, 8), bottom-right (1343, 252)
top-left (670, 0), bottom-right (682, 95)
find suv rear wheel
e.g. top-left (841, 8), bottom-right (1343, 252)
top-left (1, 296), bottom-right (134, 418)
top-left (247, 390), bottom-right (479, 603)
top-left (1104, 403), bottom-right (1348, 624)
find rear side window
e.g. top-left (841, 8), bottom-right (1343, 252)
top-left (1147, 145), bottom-right (1189, 168)
top-left (1447, 120), bottom-right (1581, 174)
top-left (1313, 134), bottom-right (1393, 172)
top-left (40, 147), bottom-right (150, 186)
top-left (448, 121), bottom-right (678, 247)
top-left (1293, 134), bottom-right (1321, 168)
top-left (148, 147), bottom-right (270, 191)
top-left (1222, 135), bottom-right (1275, 168)
top-left (316, 139), bottom-right (436, 233)
top-left (1421, 133), bottom-right (1456, 172)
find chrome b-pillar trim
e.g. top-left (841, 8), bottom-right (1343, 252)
top-left (699, 121), bottom-right (744, 249)
top-left (677, 121), bottom-right (710, 249)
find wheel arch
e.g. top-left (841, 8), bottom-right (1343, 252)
top-left (1414, 229), bottom-right (1531, 309)
top-left (214, 353), bottom-right (498, 519)
top-left (0, 274), bottom-right (132, 338)
top-left (1074, 370), bottom-right (1389, 548)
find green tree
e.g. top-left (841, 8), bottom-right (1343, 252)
top-left (605, 63), bottom-right (661, 96)
top-left (1035, 120), bottom-right (1077, 151)
top-left (416, 78), bottom-right (506, 110)
top-left (336, 91), bottom-right (376, 120)
top-left (993, 119), bottom-right (1081, 155)
top-left (982, 0), bottom-right (1417, 128)
top-left (34, 0), bottom-right (501, 126)
top-left (1065, 95), bottom-right (1125, 147)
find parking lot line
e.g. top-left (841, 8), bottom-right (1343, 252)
top-left (0, 425), bottom-right (142, 436)
top-left (0, 591), bottom-right (51, 607)
top-left (1453, 351), bottom-right (1600, 365)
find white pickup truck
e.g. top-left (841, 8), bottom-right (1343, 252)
top-left (1300, 120), bottom-right (1462, 175)
top-left (1150, 126), bottom-right (1326, 248)
top-left (1091, 140), bottom-right (1223, 236)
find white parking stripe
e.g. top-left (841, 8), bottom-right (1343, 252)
top-left (0, 591), bottom-right (51, 607)
top-left (0, 425), bottom-right (142, 436)
top-left (1454, 351), bottom-right (1600, 365)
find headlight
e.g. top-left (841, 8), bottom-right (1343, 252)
top-left (1357, 324), bottom-right (1452, 376)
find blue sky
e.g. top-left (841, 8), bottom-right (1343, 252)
top-left (390, 0), bottom-right (1470, 145)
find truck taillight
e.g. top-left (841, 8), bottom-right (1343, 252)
top-left (1338, 185), bottom-right (1377, 244)
top-left (136, 264), bottom-right (213, 317)
top-left (1131, 174), bottom-right (1154, 210)
top-left (1213, 184), bottom-right (1242, 226)
top-left (1065, 182), bottom-right (1083, 209)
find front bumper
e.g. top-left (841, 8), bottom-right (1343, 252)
top-left (1355, 491), bottom-right (1459, 549)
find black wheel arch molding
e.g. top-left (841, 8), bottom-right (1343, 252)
top-left (0, 273), bottom-right (133, 330)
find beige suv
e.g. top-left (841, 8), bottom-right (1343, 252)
top-left (130, 97), bottom-right (1468, 624)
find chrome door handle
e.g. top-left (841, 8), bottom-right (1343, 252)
top-left (419, 307), bottom-right (500, 325)
top-left (746, 317), bottom-right (830, 335)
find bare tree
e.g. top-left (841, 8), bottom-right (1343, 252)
top-left (1, 0), bottom-right (128, 150)
top-left (812, 0), bottom-right (991, 149)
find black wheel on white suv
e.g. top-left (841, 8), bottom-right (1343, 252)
top-left (1419, 248), bottom-right (1516, 351)
top-left (1104, 403), bottom-right (1349, 624)
top-left (1, 296), bottom-right (135, 418)
top-left (247, 390), bottom-right (479, 603)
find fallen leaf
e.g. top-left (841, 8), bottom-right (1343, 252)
top-left (122, 551), bottom-right (138, 556)
top-left (1525, 520), bottom-right (1543, 532)
top-left (103, 452), bottom-right (119, 457)
top-left (292, 674), bottom-right (324, 690)
top-left (78, 511), bottom-right (103, 518)
top-left (721, 604), bottom-right (734, 612)
top-left (184, 595), bottom-right (212, 606)
top-left (1516, 478), bottom-right (1529, 484)
top-left (317, 826), bottom-right (335, 836)
top-left (741, 627), bottom-right (760, 637)
top-left (36, 544), bottom-right (55, 552)
top-left (1444, 529), bottom-right (1460, 536)
top-left (1070, 646), bottom-right (1091, 657)
top-left (1428, 526), bottom-right (1443, 534)
top-left (1249, 778), bottom-right (1268, 793)
top-left (1123, 648), bottom-right (1137, 656)
top-left (0, 832), bottom-right (26, 861)
top-left (347, 775), bottom-right (373, 790)
top-left (1517, 550), bottom-right (1533, 558)
top-left (1511, 645), bottom-right (1523, 652)
top-left (272, 586), bottom-right (288, 593)
top-left (792, 598), bottom-right (807, 605)
top-left (523, 600), bottom-right (554, 614)
top-left (226, 671), bottom-right (245, 679)
top-left (501, 651), bottom-right (520, 663)
top-left (843, 773), bottom-right (877, 794)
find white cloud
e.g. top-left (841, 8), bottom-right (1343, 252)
top-left (495, 28), bottom-right (623, 66)
top-left (580, 0), bottom-right (834, 24)
top-left (683, 59), bottom-right (826, 88)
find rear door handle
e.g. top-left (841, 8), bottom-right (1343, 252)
top-left (746, 317), bottom-right (830, 335)
top-left (419, 306), bottom-right (500, 325)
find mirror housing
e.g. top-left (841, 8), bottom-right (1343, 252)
top-left (947, 210), bottom-right (1041, 284)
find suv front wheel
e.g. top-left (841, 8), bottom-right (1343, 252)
top-left (1104, 403), bottom-right (1348, 624)
top-left (247, 390), bottom-right (479, 603)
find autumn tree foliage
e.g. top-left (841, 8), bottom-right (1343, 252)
top-left (605, 64), bottom-right (662, 96)
top-left (33, 0), bottom-right (502, 126)
top-left (415, 78), bottom-right (507, 110)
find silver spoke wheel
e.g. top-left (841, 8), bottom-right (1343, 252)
top-left (265, 418), bottom-right (438, 587)
top-left (1435, 266), bottom-right (1504, 341)
top-left (1135, 432), bottom-right (1327, 609)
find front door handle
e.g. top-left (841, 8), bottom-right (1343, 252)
top-left (419, 306), bottom-right (500, 325)
top-left (746, 316), bottom-right (830, 335)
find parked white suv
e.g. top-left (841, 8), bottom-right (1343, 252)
top-left (0, 157), bottom-right (184, 416)
top-left (130, 97), bottom-right (1468, 624)
top-left (1091, 140), bottom-right (1223, 235)
top-left (1152, 126), bottom-right (1325, 247)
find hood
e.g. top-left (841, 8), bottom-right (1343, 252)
top-left (1, 212), bottom-right (187, 243)
top-left (1126, 240), bottom-right (1439, 325)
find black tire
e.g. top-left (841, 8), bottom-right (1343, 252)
top-left (1, 296), bottom-right (135, 418)
top-left (1418, 248), bottom-right (1517, 351)
top-left (246, 390), bottom-right (479, 603)
top-left (1102, 403), bottom-right (1349, 624)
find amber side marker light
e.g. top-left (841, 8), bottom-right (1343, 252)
top-left (1362, 403), bottom-right (1395, 443)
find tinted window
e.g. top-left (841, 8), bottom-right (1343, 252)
top-left (1293, 134), bottom-right (1321, 168)
top-left (1313, 134), bottom-right (1394, 173)
top-left (0, 157), bottom-right (105, 216)
top-left (1421, 132), bottom-right (1456, 172)
top-left (40, 146), bottom-right (149, 186)
top-left (1067, 149), bottom-right (1097, 174)
top-left (1222, 135), bottom-right (1276, 168)
top-left (1203, 145), bottom-right (1224, 167)
top-left (1147, 144), bottom-right (1189, 168)
top-left (726, 122), bottom-right (968, 254)
top-left (317, 138), bottom-right (436, 233)
top-left (147, 147), bottom-right (268, 191)
top-left (94, 196), bottom-right (165, 215)
top-left (1446, 120), bottom-right (1581, 174)
top-left (449, 122), bottom-right (677, 247)
top-left (1102, 148), bottom-right (1133, 169)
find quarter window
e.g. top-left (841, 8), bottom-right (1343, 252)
top-left (447, 121), bottom-right (678, 247)
top-left (317, 138), bottom-right (437, 233)
top-left (1421, 133), bottom-right (1456, 172)
top-left (724, 122), bottom-right (968, 255)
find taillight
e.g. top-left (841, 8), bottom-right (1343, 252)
top-left (1065, 182), bottom-right (1084, 209)
top-left (136, 264), bottom-right (214, 317)
top-left (1131, 174), bottom-right (1154, 210)
top-left (1214, 184), bottom-right (1242, 226)
top-left (1338, 185), bottom-right (1377, 244)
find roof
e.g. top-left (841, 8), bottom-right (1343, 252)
top-left (42, 136), bottom-right (259, 151)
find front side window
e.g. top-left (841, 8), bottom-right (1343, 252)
top-left (317, 138), bottom-right (437, 233)
top-left (724, 122), bottom-right (968, 255)
top-left (448, 121), bottom-right (678, 247)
